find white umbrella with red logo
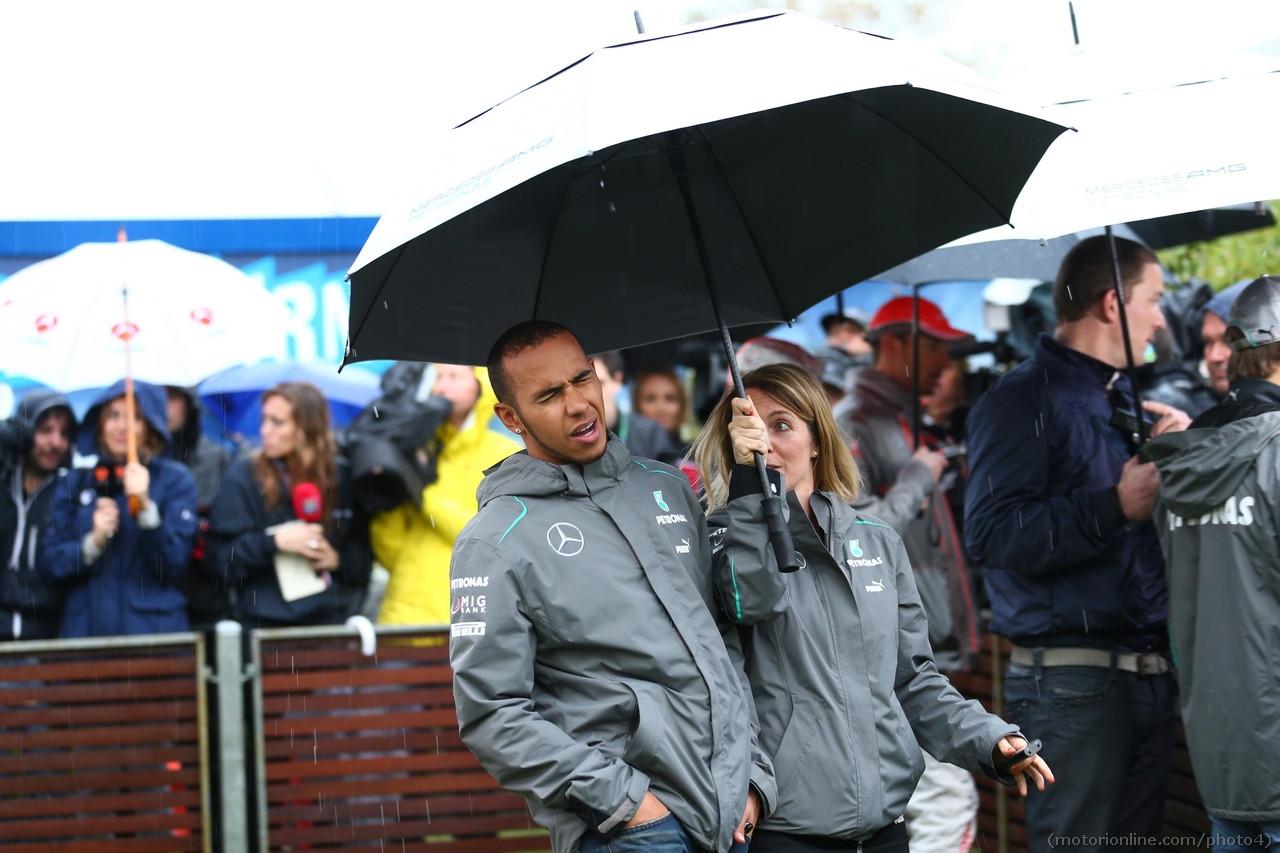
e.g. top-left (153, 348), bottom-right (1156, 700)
top-left (0, 238), bottom-right (289, 391)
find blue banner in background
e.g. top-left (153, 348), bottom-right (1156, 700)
top-left (238, 257), bottom-right (357, 366)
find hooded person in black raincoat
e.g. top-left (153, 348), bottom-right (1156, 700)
top-left (0, 390), bottom-right (76, 640)
top-left (165, 386), bottom-right (233, 629)
top-left (40, 380), bottom-right (200, 638)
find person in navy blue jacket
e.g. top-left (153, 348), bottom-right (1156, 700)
top-left (40, 380), bottom-right (199, 638)
top-left (964, 236), bottom-right (1191, 853)
top-left (204, 381), bottom-right (371, 628)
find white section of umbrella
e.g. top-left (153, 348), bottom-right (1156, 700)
top-left (934, 46), bottom-right (1280, 444)
top-left (953, 46), bottom-right (1280, 246)
top-left (0, 239), bottom-right (290, 391)
top-left (350, 9), bottom-right (1041, 278)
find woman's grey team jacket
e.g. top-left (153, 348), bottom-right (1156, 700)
top-left (448, 439), bottom-right (776, 853)
top-left (709, 467), bottom-right (1020, 840)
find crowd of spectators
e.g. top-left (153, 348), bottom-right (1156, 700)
top-left (1, 234), bottom-right (1273, 849)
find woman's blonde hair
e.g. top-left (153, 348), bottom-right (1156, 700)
top-left (691, 362), bottom-right (860, 513)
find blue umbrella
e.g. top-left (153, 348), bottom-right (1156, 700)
top-left (198, 361), bottom-right (380, 442)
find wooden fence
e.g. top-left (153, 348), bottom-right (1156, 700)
top-left (0, 633), bottom-right (211, 853)
top-left (249, 624), bottom-right (548, 853)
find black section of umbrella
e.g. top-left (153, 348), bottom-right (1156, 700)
top-left (346, 85), bottom-right (1064, 574)
top-left (346, 87), bottom-right (1063, 366)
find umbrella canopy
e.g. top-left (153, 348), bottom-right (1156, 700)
top-left (343, 9), bottom-right (1065, 367)
top-left (198, 360), bottom-right (380, 438)
top-left (954, 48), bottom-right (1280, 244)
top-left (872, 203), bottom-right (1275, 287)
top-left (0, 239), bottom-right (289, 391)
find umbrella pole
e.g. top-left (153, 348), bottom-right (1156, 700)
top-left (667, 142), bottom-right (800, 573)
top-left (1105, 225), bottom-right (1148, 445)
top-left (912, 283), bottom-right (922, 450)
top-left (121, 283), bottom-right (141, 517)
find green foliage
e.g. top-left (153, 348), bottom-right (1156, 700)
top-left (1158, 202), bottom-right (1280, 289)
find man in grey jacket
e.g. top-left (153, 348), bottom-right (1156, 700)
top-left (449, 321), bottom-right (773, 853)
top-left (1147, 275), bottom-right (1280, 851)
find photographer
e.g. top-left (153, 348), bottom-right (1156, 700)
top-left (0, 391), bottom-right (75, 640)
top-left (371, 365), bottom-right (519, 626)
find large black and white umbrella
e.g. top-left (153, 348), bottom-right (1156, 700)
top-left (343, 10), bottom-right (1066, 570)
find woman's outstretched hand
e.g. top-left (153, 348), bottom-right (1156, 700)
top-left (995, 735), bottom-right (1055, 797)
top-left (727, 397), bottom-right (769, 465)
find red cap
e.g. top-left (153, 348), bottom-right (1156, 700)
top-left (866, 296), bottom-right (968, 342)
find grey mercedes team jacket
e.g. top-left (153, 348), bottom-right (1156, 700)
top-left (449, 439), bottom-right (775, 853)
top-left (709, 468), bottom-right (1018, 840)
top-left (1147, 408), bottom-right (1280, 822)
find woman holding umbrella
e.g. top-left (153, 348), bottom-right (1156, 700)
top-left (205, 382), bottom-right (371, 628)
top-left (40, 380), bottom-right (200, 638)
top-left (690, 363), bottom-right (1052, 852)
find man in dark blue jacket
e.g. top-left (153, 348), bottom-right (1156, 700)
top-left (965, 235), bottom-right (1190, 853)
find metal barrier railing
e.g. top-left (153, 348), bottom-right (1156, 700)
top-left (0, 622), bottom-right (1210, 853)
top-left (0, 631), bottom-right (211, 853)
top-left (247, 623), bottom-right (548, 853)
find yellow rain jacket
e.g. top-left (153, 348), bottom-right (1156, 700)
top-left (372, 367), bottom-right (520, 625)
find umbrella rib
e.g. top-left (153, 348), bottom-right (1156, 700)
top-left (570, 142), bottom-right (642, 181)
top-left (692, 128), bottom-right (791, 320)
top-left (839, 92), bottom-right (1012, 228)
top-left (454, 54), bottom-right (595, 130)
top-left (345, 244), bottom-right (406, 365)
top-left (531, 166), bottom-right (579, 322)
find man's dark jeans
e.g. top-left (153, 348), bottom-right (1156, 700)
top-left (1005, 658), bottom-right (1177, 853)
top-left (579, 814), bottom-right (750, 853)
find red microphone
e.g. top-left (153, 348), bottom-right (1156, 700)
top-left (293, 482), bottom-right (323, 524)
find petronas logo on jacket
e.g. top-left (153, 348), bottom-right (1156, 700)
top-left (847, 539), bottom-right (884, 569)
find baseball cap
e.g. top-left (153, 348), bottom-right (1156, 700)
top-left (1227, 275), bottom-right (1280, 351)
top-left (1204, 279), bottom-right (1250, 323)
top-left (864, 296), bottom-right (968, 342)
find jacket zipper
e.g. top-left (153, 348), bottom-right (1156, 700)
top-left (808, 541), bottom-right (863, 829)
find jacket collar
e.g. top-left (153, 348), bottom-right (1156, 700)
top-left (1035, 333), bottom-right (1131, 392)
top-left (561, 435), bottom-right (631, 497)
top-left (1224, 377), bottom-right (1280, 407)
top-left (478, 435), bottom-right (631, 503)
top-left (852, 366), bottom-right (915, 414)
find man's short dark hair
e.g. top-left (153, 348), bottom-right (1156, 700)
top-left (1053, 235), bottom-right (1160, 324)
top-left (820, 313), bottom-right (865, 335)
top-left (486, 320), bottom-right (576, 406)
